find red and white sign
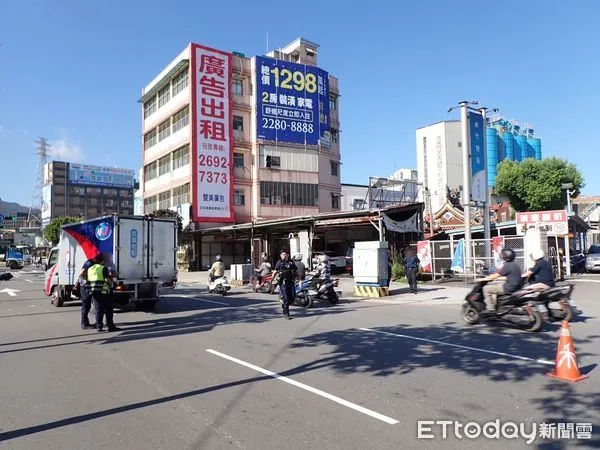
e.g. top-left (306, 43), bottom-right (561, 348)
top-left (191, 44), bottom-right (234, 223)
top-left (516, 209), bottom-right (568, 236)
top-left (417, 241), bottom-right (432, 273)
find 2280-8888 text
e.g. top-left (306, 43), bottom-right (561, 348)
top-left (261, 118), bottom-right (314, 133)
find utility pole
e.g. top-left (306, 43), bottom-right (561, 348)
top-left (459, 101), bottom-right (473, 274)
top-left (29, 137), bottom-right (50, 226)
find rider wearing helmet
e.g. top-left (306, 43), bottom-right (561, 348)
top-left (480, 248), bottom-right (525, 312)
top-left (292, 253), bottom-right (306, 282)
top-left (311, 253), bottom-right (331, 287)
top-left (254, 254), bottom-right (272, 284)
top-left (523, 248), bottom-right (555, 291)
top-left (208, 255), bottom-right (225, 283)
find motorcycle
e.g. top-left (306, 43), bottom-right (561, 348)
top-left (252, 272), bottom-right (278, 294)
top-left (461, 280), bottom-right (544, 332)
top-left (530, 283), bottom-right (577, 323)
top-left (305, 274), bottom-right (340, 304)
top-left (208, 276), bottom-right (231, 295)
top-left (275, 279), bottom-right (313, 309)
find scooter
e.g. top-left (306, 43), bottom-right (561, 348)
top-left (252, 272), bottom-right (278, 294)
top-left (529, 283), bottom-right (577, 323)
top-left (306, 274), bottom-right (340, 304)
top-left (461, 280), bottom-right (544, 332)
top-left (276, 279), bottom-right (313, 309)
top-left (208, 276), bottom-right (231, 295)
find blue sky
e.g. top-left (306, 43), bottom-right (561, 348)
top-left (1, 0), bottom-right (598, 207)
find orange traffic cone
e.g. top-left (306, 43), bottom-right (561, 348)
top-left (547, 321), bottom-right (588, 382)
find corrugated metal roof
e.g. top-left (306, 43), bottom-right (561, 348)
top-left (138, 60), bottom-right (189, 104)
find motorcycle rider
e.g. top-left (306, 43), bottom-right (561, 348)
top-left (523, 248), bottom-right (555, 291)
top-left (293, 253), bottom-right (306, 283)
top-left (208, 255), bottom-right (225, 283)
top-left (480, 248), bottom-right (524, 312)
top-left (254, 255), bottom-right (272, 285)
top-left (273, 249), bottom-right (298, 320)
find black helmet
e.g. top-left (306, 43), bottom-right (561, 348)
top-left (501, 248), bottom-right (516, 262)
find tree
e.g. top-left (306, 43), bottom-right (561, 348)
top-left (148, 209), bottom-right (183, 232)
top-left (43, 216), bottom-right (81, 245)
top-left (495, 157), bottom-right (584, 212)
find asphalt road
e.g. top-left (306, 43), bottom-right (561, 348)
top-left (0, 267), bottom-right (598, 449)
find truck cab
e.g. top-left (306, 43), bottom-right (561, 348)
top-left (44, 246), bottom-right (60, 298)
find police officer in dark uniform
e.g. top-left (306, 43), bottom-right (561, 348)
top-left (404, 248), bottom-right (420, 294)
top-left (87, 253), bottom-right (121, 332)
top-left (274, 249), bottom-right (298, 320)
top-left (78, 253), bottom-right (103, 329)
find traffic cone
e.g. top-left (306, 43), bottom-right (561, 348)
top-left (547, 321), bottom-right (588, 382)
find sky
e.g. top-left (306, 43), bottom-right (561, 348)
top-left (1, 0), bottom-right (599, 207)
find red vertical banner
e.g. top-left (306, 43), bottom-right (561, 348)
top-left (417, 241), bottom-right (432, 273)
top-left (492, 236), bottom-right (505, 271)
top-left (190, 44), bottom-right (234, 223)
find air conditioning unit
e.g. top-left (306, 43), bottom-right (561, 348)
top-left (265, 155), bottom-right (281, 168)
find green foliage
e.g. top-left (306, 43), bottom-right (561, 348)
top-left (148, 209), bottom-right (183, 232)
top-left (391, 255), bottom-right (405, 281)
top-left (495, 157), bottom-right (584, 212)
top-left (43, 216), bottom-right (81, 245)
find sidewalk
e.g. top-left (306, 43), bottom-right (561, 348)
top-left (176, 270), bottom-right (472, 304)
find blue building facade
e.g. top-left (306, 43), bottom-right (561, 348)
top-left (486, 118), bottom-right (542, 187)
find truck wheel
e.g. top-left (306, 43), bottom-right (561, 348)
top-left (136, 300), bottom-right (157, 311)
top-left (8, 261), bottom-right (18, 270)
top-left (53, 289), bottom-right (64, 307)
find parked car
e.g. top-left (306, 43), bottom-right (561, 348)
top-left (311, 251), bottom-right (346, 273)
top-left (585, 244), bottom-right (600, 273)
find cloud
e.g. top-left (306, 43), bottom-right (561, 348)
top-left (50, 136), bottom-right (85, 163)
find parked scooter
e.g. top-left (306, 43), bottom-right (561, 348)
top-left (208, 276), bottom-right (231, 295)
top-left (305, 274), bottom-right (340, 304)
top-left (462, 280), bottom-right (544, 332)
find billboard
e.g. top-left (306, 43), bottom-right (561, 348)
top-left (190, 44), bottom-right (234, 223)
top-left (516, 209), bottom-right (568, 236)
top-left (41, 184), bottom-right (52, 228)
top-left (255, 55), bottom-right (330, 146)
top-left (69, 163), bottom-right (134, 188)
top-left (469, 111), bottom-right (486, 203)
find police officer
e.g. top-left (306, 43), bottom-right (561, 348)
top-left (87, 253), bottom-right (120, 332)
top-left (78, 253), bottom-right (104, 329)
top-left (404, 248), bottom-right (420, 294)
top-left (274, 249), bottom-right (297, 320)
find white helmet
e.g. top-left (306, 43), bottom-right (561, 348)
top-left (531, 249), bottom-right (545, 261)
top-left (318, 254), bottom-right (329, 263)
top-left (293, 253), bottom-right (303, 261)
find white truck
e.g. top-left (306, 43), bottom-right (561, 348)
top-left (44, 215), bottom-right (178, 310)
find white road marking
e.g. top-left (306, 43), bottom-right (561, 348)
top-left (10, 272), bottom-right (21, 278)
top-left (172, 294), bottom-right (229, 306)
top-left (206, 348), bottom-right (399, 425)
top-left (359, 328), bottom-right (555, 366)
top-left (0, 288), bottom-right (20, 297)
top-left (25, 279), bottom-right (33, 283)
top-left (571, 279), bottom-right (600, 283)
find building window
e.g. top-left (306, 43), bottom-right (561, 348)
top-left (104, 188), bottom-right (118, 196)
top-left (232, 78), bottom-right (244, 96)
top-left (105, 198), bottom-right (115, 207)
top-left (331, 129), bottom-right (339, 143)
top-left (158, 191), bottom-right (171, 210)
top-left (158, 154), bottom-right (170, 176)
top-left (458, 141), bottom-right (462, 147)
top-left (172, 144), bottom-right (190, 169)
top-left (352, 198), bottom-right (366, 210)
top-left (172, 183), bottom-right (189, 206)
top-left (329, 96), bottom-right (337, 111)
top-left (233, 115), bottom-right (244, 131)
top-left (143, 96), bottom-right (157, 118)
top-left (121, 200), bottom-right (132, 208)
top-left (144, 129), bottom-right (157, 150)
top-left (172, 105), bottom-right (189, 133)
top-left (158, 119), bottom-right (171, 142)
top-left (331, 194), bottom-right (340, 210)
top-left (233, 189), bottom-right (245, 206)
top-left (158, 85), bottom-right (170, 108)
top-left (144, 195), bottom-right (157, 214)
top-left (260, 181), bottom-right (318, 206)
top-left (233, 152), bottom-right (244, 168)
top-left (330, 160), bottom-right (339, 176)
top-left (172, 70), bottom-right (188, 97)
top-left (144, 161), bottom-right (158, 181)
top-left (89, 197), bottom-right (98, 206)
top-left (70, 186), bottom-right (85, 196)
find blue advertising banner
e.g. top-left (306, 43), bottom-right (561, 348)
top-left (255, 55), bottom-right (330, 146)
top-left (468, 112), bottom-right (486, 202)
top-left (451, 239), bottom-right (465, 273)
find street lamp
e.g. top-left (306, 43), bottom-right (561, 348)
top-left (561, 183), bottom-right (576, 215)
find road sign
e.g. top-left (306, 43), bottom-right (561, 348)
top-left (516, 210), bottom-right (568, 236)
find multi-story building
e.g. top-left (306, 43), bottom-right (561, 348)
top-left (41, 161), bottom-right (136, 226)
top-left (139, 37), bottom-right (341, 228)
top-left (417, 118), bottom-right (542, 214)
